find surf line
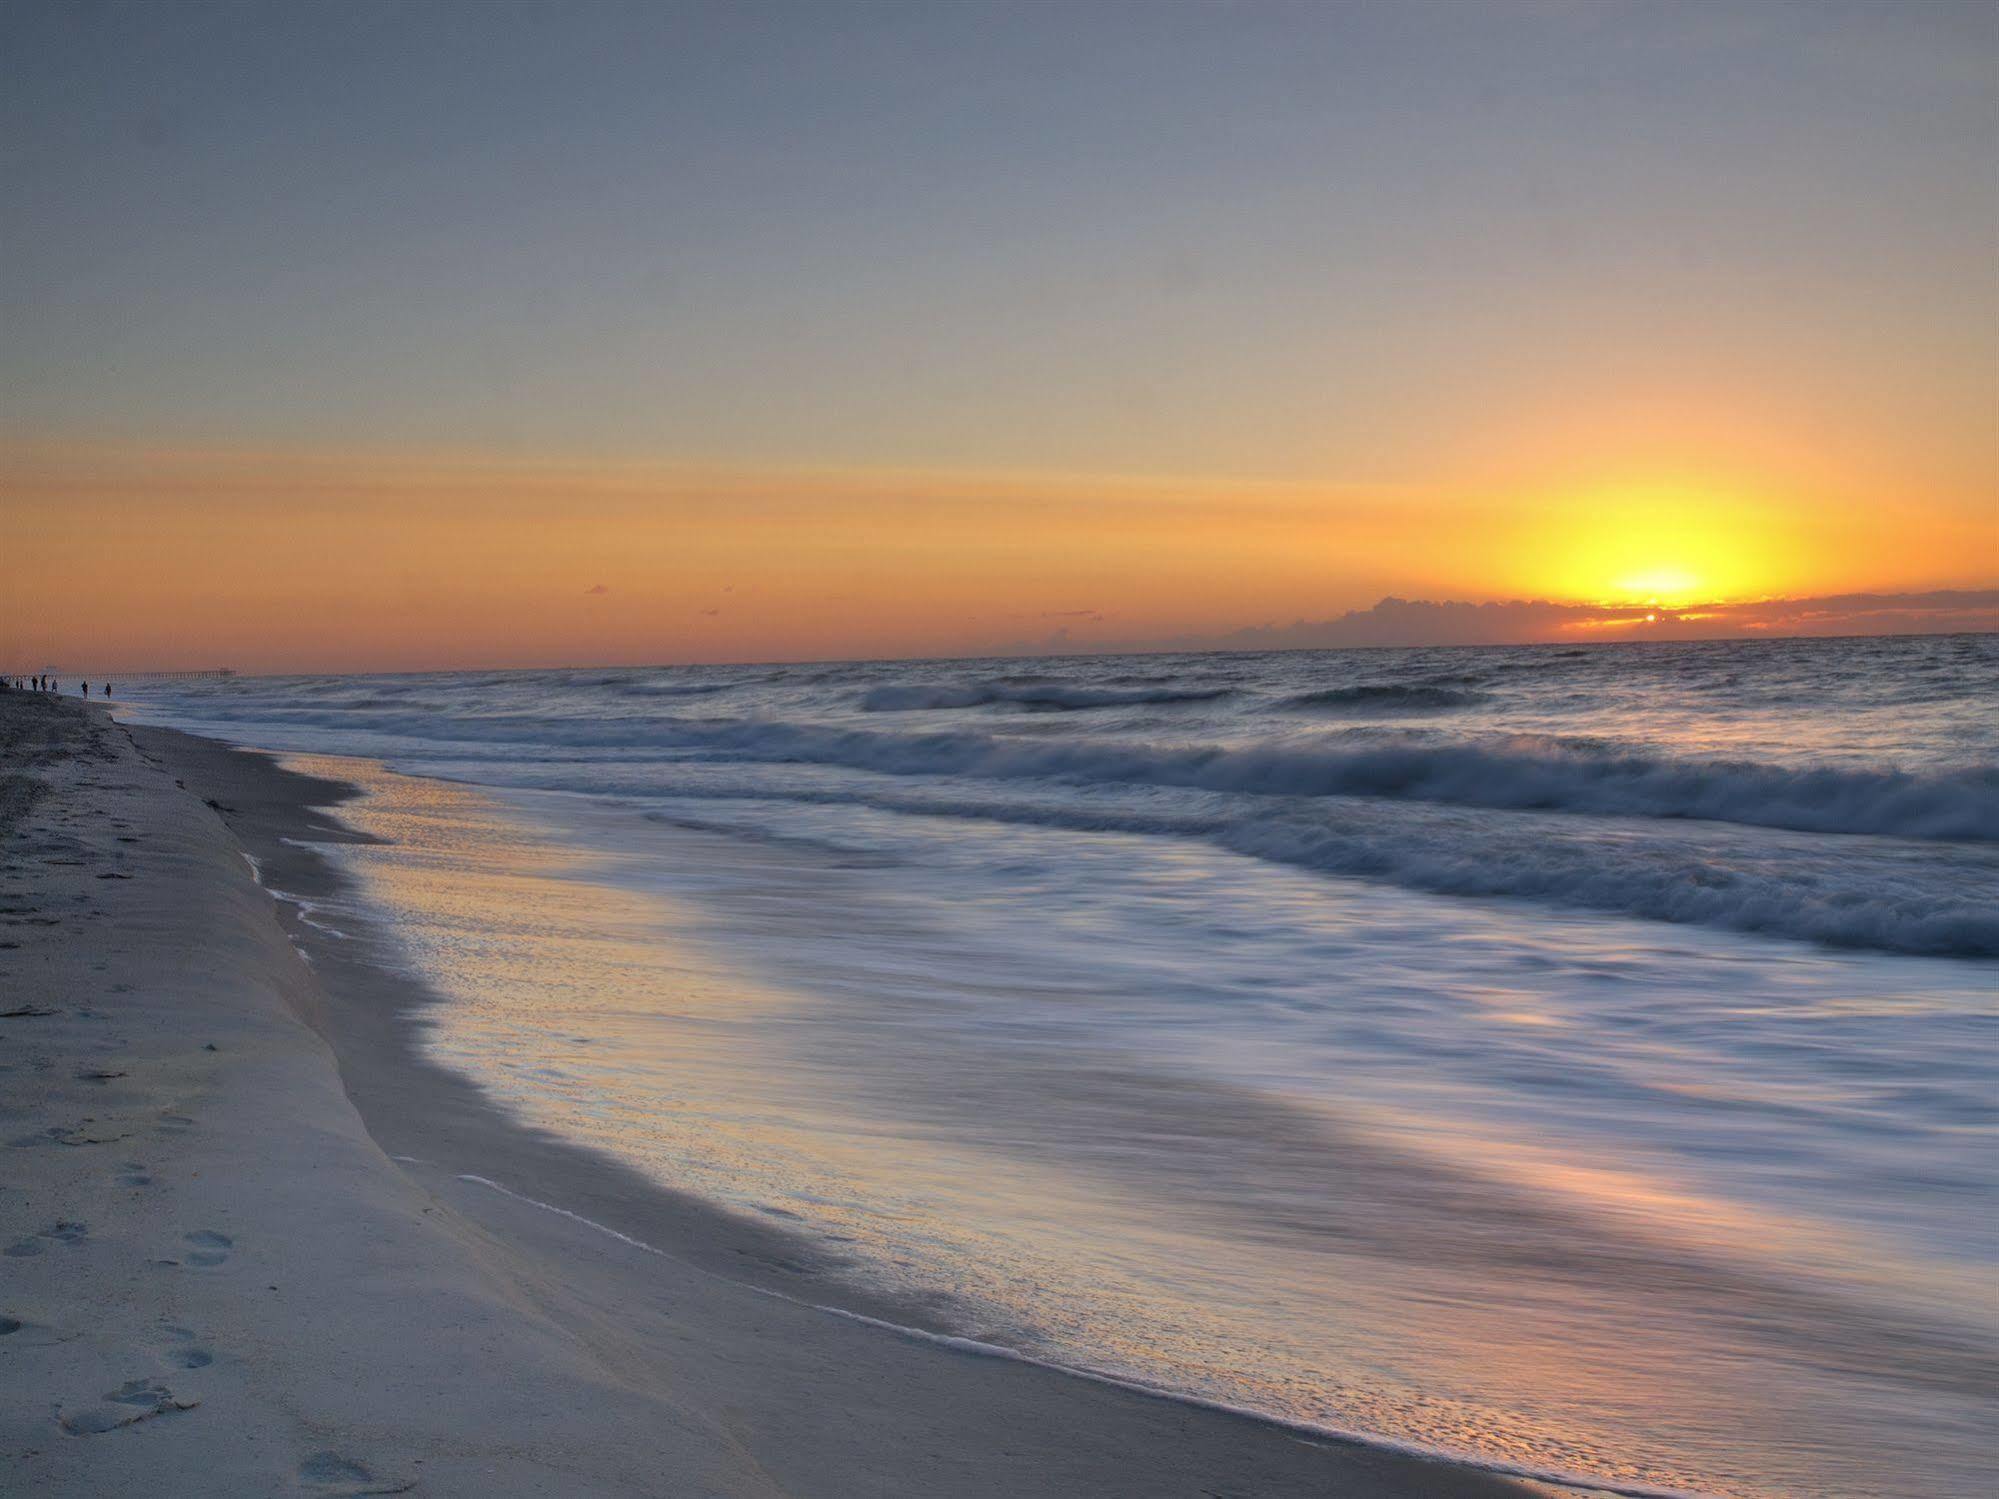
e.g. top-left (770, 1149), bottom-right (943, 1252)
top-left (452, 1171), bottom-right (1708, 1499)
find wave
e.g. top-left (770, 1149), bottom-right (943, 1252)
top-left (860, 681), bottom-right (1233, 712)
top-left (610, 680), bottom-right (743, 699)
top-left (1217, 817), bottom-right (1997, 958)
top-left (1281, 684), bottom-right (1488, 713)
top-left (607, 721), bottom-right (1999, 843)
top-left (612, 780), bottom-right (1999, 958)
top-left (150, 696), bottom-right (1999, 844)
top-left (310, 694), bottom-right (418, 711)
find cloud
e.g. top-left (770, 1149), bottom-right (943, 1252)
top-left (1187, 589), bottom-right (1999, 651)
top-left (1041, 608), bottom-right (1105, 621)
top-left (699, 608), bottom-right (721, 617)
top-left (584, 583), bottom-right (610, 595)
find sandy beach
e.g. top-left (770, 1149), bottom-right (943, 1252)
top-left (0, 690), bottom-right (1532, 1498)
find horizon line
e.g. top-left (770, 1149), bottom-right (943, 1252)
top-left (26, 632), bottom-right (1994, 682)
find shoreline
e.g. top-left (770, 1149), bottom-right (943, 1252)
top-left (4, 693), bottom-right (1539, 1497)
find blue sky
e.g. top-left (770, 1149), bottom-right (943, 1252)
top-left (6, 1), bottom-right (1993, 481)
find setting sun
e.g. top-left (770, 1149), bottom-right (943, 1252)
top-left (1610, 566), bottom-right (1705, 608)
top-left (1523, 480), bottom-right (1798, 608)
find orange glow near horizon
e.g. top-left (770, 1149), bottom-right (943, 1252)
top-left (3, 444), bottom-right (1993, 673)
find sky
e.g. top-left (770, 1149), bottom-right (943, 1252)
top-left (3, 0), bottom-right (1995, 670)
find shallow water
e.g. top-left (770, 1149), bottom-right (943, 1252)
top-left (125, 635), bottom-right (1999, 1497)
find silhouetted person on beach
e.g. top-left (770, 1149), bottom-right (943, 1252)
top-left (81, 681), bottom-right (89, 697)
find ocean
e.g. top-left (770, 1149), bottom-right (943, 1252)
top-left (122, 633), bottom-right (1998, 1498)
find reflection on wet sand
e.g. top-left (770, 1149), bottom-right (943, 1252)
top-left (267, 752), bottom-right (1998, 1499)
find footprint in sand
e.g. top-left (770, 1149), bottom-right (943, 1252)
top-left (57, 1378), bottom-right (199, 1435)
top-left (298, 1452), bottom-right (373, 1485)
top-left (157, 1324), bottom-right (215, 1369)
top-left (48, 1124), bottom-right (130, 1147)
top-left (182, 1229), bottom-right (232, 1267)
top-left (296, 1451), bottom-right (414, 1493)
top-left (6, 1221), bottom-right (89, 1255)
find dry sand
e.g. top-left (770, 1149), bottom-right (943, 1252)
top-left (1, 691), bottom-right (1532, 1497)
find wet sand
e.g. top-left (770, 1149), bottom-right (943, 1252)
top-left (0, 691), bottom-right (1533, 1497)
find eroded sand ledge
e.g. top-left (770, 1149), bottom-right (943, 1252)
top-left (0, 693), bottom-right (1529, 1497)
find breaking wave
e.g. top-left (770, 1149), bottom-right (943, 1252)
top-left (120, 636), bottom-right (1999, 960)
top-left (1281, 684), bottom-right (1488, 713)
top-left (610, 780), bottom-right (1996, 958)
top-left (148, 696), bottom-right (1999, 846)
top-left (627, 720), bottom-right (1999, 843)
top-left (610, 680), bottom-right (744, 699)
top-left (860, 681), bottom-right (1233, 712)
